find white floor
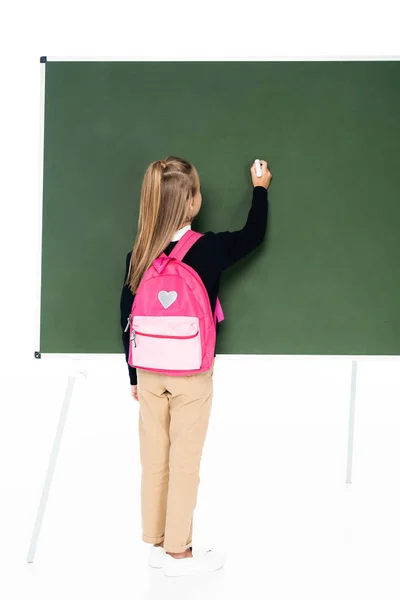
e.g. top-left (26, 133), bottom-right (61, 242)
top-left (1, 357), bottom-right (400, 599)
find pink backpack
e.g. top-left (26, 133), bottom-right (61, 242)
top-left (127, 230), bottom-right (224, 376)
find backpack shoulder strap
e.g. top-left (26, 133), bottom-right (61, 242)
top-left (169, 229), bottom-right (225, 322)
top-left (169, 229), bottom-right (203, 262)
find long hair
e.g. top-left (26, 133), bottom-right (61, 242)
top-left (126, 156), bottom-right (200, 294)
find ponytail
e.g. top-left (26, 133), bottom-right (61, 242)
top-left (126, 156), bottom-right (200, 294)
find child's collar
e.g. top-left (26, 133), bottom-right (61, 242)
top-left (171, 224), bottom-right (191, 242)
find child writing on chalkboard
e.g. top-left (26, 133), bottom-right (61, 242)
top-left (120, 156), bottom-right (271, 576)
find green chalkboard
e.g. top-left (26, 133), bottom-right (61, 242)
top-left (39, 60), bottom-right (400, 355)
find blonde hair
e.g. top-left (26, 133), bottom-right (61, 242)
top-left (126, 156), bottom-right (200, 294)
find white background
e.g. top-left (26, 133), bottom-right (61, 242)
top-left (1, 1), bottom-right (400, 598)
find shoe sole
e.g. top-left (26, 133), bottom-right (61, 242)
top-left (163, 564), bottom-right (224, 577)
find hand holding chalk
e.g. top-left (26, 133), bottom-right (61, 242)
top-left (251, 159), bottom-right (272, 189)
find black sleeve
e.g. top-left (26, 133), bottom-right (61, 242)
top-left (120, 251), bottom-right (137, 386)
top-left (213, 186), bottom-right (268, 270)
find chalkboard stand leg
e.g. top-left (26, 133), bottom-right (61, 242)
top-left (27, 360), bottom-right (88, 564)
top-left (346, 360), bottom-right (358, 484)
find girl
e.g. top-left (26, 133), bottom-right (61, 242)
top-left (120, 156), bottom-right (272, 576)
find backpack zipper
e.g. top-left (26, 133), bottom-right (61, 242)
top-left (124, 314), bottom-right (131, 332)
top-left (133, 329), bottom-right (199, 341)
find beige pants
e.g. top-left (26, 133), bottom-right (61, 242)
top-left (136, 362), bottom-right (214, 553)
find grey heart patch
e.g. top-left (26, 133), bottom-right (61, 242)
top-left (158, 290), bottom-right (178, 309)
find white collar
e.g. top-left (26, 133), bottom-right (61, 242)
top-left (171, 224), bottom-right (191, 242)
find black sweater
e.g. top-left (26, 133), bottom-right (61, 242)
top-left (120, 185), bottom-right (269, 385)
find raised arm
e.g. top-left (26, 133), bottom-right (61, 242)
top-left (212, 185), bottom-right (269, 270)
top-left (212, 160), bottom-right (271, 270)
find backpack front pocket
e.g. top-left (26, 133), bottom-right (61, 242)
top-left (131, 316), bottom-right (201, 370)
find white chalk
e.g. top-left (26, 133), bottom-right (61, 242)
top-left (255, 159), bottom-right (262, 177)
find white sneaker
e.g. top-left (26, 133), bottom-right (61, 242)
top-left (163, 548), bottom-right (225, 577)
top-left (148, 545), bottom-right (165, 568)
